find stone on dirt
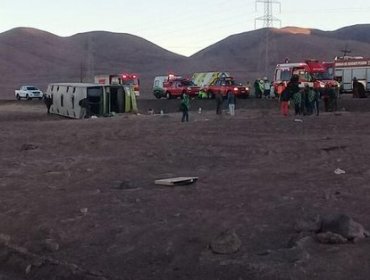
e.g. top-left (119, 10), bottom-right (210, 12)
top-left (43, 239), bottom-right (60, 252)
top-left (316, 232), bottom-right (348, 244)
top-left (294, 215), bottom-right (321, 233)
top-left (112, 180), bottom-right (137, 190)
top-left (210, 229), bottom-right (241, 254)
top-left (319, 214), bottom-right (369, 241)
top-left (20, 144), bottom-right (38, 151)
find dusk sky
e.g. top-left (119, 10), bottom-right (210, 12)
top-left (2, 0), bottom-right (369, 56)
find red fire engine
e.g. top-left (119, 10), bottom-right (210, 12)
top-left (273, 59), bottom-right (337, 94)
top-left (94, 73), bottom-right (140, 96)
top-left (333, 56), bottom-right (370, 93)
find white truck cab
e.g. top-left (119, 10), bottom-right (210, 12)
top-left (15, 86), bottom-right (43, 100)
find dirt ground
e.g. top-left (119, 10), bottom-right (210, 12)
top-left (1, 99), bottom-right (370, 280)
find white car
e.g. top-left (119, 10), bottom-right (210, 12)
top-left (15, 86), bottom-right (43, 100)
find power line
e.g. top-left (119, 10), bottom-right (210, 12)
top-left (255, 0), bottom-right (281, 28)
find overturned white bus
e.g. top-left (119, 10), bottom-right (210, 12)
top-left (46, 83), bottom-right (137, 119)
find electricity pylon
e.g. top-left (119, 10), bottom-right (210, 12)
top-left (255, 0), bottom-right (281, 78)
top-left (255, 0), bottom-right (281, 28)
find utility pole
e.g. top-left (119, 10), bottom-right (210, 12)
top-left (255, 0), bottom-right (281, 78)
top-left (341, 44), bottom-right (351, 58)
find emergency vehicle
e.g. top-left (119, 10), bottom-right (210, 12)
top-left (204, 76), bottom-right (249, 98)
top-left (273, 59), bottom-right (337, 93)
top-left (333, 56), bottom-right (370, 93)
top-left (94, 73), bottom-right (140, 96)
top-left (45, 83), bottom-right (137, 119)
top-left (152, 74), bottom-right (200, 99)
top-left (192, 72), bottom-right (230, 88)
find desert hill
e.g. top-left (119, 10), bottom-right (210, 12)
top-left (0, 24), bottom-right (370, 98)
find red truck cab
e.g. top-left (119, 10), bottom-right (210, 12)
top-left (205, 77), bottom-right (249, 98)
top-left (163, 77), bottom-right (200, 99)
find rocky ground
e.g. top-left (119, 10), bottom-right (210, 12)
top-left (0, 97), bottom-right (370, 280)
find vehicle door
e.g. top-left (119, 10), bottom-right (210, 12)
top-left (173, 81), bottom-right (182, 96)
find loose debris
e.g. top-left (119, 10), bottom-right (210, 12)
top-left (334, 168), bottom-right (346, 175)
top-left (294, 213), bottom-right (369, 245)
top-left (210, 229), bottom-right (241, 254)
top-left (155, 177), bottom-right (198, 186)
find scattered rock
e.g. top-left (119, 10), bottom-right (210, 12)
top-left (43, 239), bottom-right (60, 252)
top-left (287, 233), bottom-right (315, 249)
top-left (295, 236), bottom-right (316, 249)
top-left (20, 144), bottom-right (38, 151)
top-left (319, 214), bottom-right (369, 241)
top-left (277, 246), bottom-right (310, 263)
top-left (112, 180), bottom-right (138, 190)
top-left (25, 264), bottom-right (32, 274)
top-left (316, 232), bottom-right (348, 244)
top-left (294, 215), bottom-right (321, 233)
top-left (210, 229), bottom-right (241, 255)
top-left (80, 208), bottom-right (88, 215)
top-left (0, 233), bottom-right (11, 245)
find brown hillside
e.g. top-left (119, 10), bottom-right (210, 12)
top-left (189, 26), bottom-right (370, 83)
top-left (1, 25), bottom-right (370, 99)
top-left (0, 28), bottom-right (187, 98)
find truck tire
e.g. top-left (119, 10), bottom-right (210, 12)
top-left (26, 94), bottom-right (31, 100)
top-left (166, 92), bottom-right (172, 100)
top-left (16, 94), bottom-right (20, 100)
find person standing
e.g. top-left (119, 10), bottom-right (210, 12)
top-left (227, 91), bottom-right (236, 116)
top-left (44, 95), bottom-right (53, 114)
top-left (263, 77), bottom-right (271, 98)
top-left (254, 79), bottom-right (262, 98)
top-left (215, 91), bottom-right (223, 115)
top-left (352, 77), bottom-right (359, 98)
top-left (180, 93), bottom-right (190, 122)
top-left (286, 75), bottom-right (301, 115)
top-left (279, 87), bottom-right (291, 116)
top-left (79, 98), bottom-right (88, 119)
top-left (313, 79), bottom-right (321, 116)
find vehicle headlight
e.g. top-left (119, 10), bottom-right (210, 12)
top-left (187, 87), bottom-right (191, 91)
top-left (233, 87), bottom-right (238, 91)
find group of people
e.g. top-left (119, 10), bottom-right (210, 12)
top-left (179, 91), bottom-right (236, 122)
top-left (254, 77), bottom-right (272, 98)
top-left (279, 75), bottom-right (339, 117)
